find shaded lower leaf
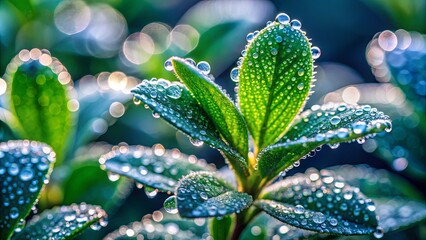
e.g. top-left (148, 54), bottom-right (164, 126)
top-left (374, 198), bottom-right (426, 233)
top-left (131, 79), bottom-right (248, 178)
top-left (0, 140), bottom-right (56, 240)
top-left (171, 57), bottom-right (249, 159)
top-left (209, 215), bottom-right (234, 240)
top-left (103, 211), bottom-right (207, 240)
top-left (257, 168), bottom-right (379, 235)
top-left (176, 172), bottom-right (252, 218)
top-left (12, 203), bottom-right (107, 240)
top-left (258, 103), bottom-right (391, 178)
top-left (100, 144), bottom-right (214, 193)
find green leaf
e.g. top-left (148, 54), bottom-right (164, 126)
top-left (100, 145), bottom-right (214, 193)
top-left (0, 108), bottom-right (17, 141)
top-left (131, 79), bottom-right (248, 178)
top-left (62, 144), bottom-right (132, 212)
top-left (12, 203), bottom-right (108, 240)
top-left (103, 211), bottom-right (206, 240)
top-left (0, 140), bottom-right (55, 240)
top-left (209, 215), bottom-right (234, 240)
top-left (171, 57), bottom-right (249, 159)
top-left (256, 168), bottom-right (379, 235)
top-left (374, 198), bottom-right (426, 233)
top-left (241, 213), bottom-right (318, 240)
top-left (5, 49), bottom-right (74, 164)
top-left (238, 21), bottom-right (314, 149)
top-left (176, 172), bottom-right (252, 218)
top-left (257, 103), bottom-right (391, 178)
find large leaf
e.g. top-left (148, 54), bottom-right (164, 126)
top-left (103, 211), bottom-right (207, 240)
top-left (258, 103), bottom-right (391, 178)
top-left (176, 172), bottom-right (252, 218)
top-left (238, 20), bottom-right (314, 150)
top-left (12, 203), bottom-right (108, 240)
top-left (209, 215), bottom-right (234, 240)
top-left (0, 140), bottom-right (55, 240)
top-left (171, 57), bottom-right (249, 159)
top-left (5, 49), bottom-right (74, 163)
top-left (131, 79), bottom-right (247, 178)
top-left (100, 145), bottom-right (214, 193)
top-left (256, 168), bottom-right (379, 235)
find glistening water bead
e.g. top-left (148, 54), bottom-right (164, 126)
top-left (290, 19), bottom-right (302, 30)
top-left (230, 67), bottom-right (239, 82)
top-left (275, 13), bottom-right (290, 24)
top-left (164, 196), bottom-right (178, 214)
top-left (311, 46), bottom-right (321, 59)
top-left (164, 59), bottom-right (173, 71)
top-left (196, 61), bottom-right (211, 75)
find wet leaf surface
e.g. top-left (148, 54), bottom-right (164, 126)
top-left (0, 140), bottom-right (55, 240)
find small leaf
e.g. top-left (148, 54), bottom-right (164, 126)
top-left (0, 140), bottom-right (56, 240)
top-left (103, 211), bottom-right (206, 240)
top-left (100, 145), bottom-right (214, 193)
top-left (5, 49), bottom-right (75, 163)
top-left (238, 21), bottom-right (314, 149)
top-left (258, 103), bottom-right (391, 178)
top-left (256, 168), bottom-right (378, 235)
top-left (209, 215), bottom-right (234, 240)
top-left (171, 57), bottom-right (249, 158)
top-left (131, 79), bottom-right (248, 178)
top-left (0, 108), bottom-right (17, 141)
top-left (176, 172), bottom-right (252, 218)
top-left (374, 198), bottom-right (426, 233)
top-left (12, 203), bottom-right (108, 240)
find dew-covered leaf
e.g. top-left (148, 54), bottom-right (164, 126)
top-left (12, 203), bottom-right (108, 240)
top-left (4, 49), bottom-right (75, 163)
top-left (374, 198), bottom-right (426, 233)
top-left (100, 145), bottom-right (214, 193)
top-left (257, 103), bottom-right (391, 178)
top-left (171, 57), bottom-right (249, 159)
top-left (241, 213), bottom-right (319, 240)
top-left (176, 172), bottom-right (252, 218)
top-left (256, 168), bottom-right (379, 235)
top-left (0, 140), bottom-right (56, 240)
top-left (131, 79), bottom-right (247, 178)
top-left (209, 215), bottom-right (234, 240)
top-left (238, 19), bottom-right (314, 150)
top-left (62, 143), bottom-right (132, 212)
top-left (103, 210), bottom-right (207, 240)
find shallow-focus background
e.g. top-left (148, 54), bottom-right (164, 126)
top-left (1, 0), bottom-right (425, 239)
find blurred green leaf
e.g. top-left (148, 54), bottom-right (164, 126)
top-left (131, 79), bottom-right (246, 178)
top-left (5, 51), bottom-right (74, 164)
top-left (176, 172), bottom-right (252, 218)
top-left (101, 145), bottom-right (214, 193)
top-left (12, 203), bottom-right (107, 240)
top-left (0, 140), bottom-right (55, 240)
top-left (209, 215), bottom-right (234, 240)
top-left (258, 103), bottom-right (391, 179)
top-left (171, 57), bottom-right (249, 159)
top-left (257, 168), bottom-right (378, 235)
top-left (238, 21), bottom-right (313, 150)
top-left (0, 108), bottom-right (17, 141)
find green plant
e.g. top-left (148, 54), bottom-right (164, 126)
top-left (99, 13), bottom-right (425, 240)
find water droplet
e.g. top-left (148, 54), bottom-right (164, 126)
top-left (14, 219), bottom-right (25, 233)
top-left (328, 143), bottom-right (340, 149)
top-left (270, 48), bottom-right (278, 55)
top-left (329, 218), bottom-right (338, 226)
top-left (311, 46), bottom-right (321, 59)
top-left (164, 196), bottom-right (178, 214)
top-left (246, 32), bottom-right (255, 42)
top-left (230, 68), bottom-right (239, 82)
top-left (197, 61), bottom-right (210, 74)
top-left (164, 59), bottom-right (173, 71)
top-left (352, 121), bottom-right (367, 134)
top-left (185, 58), bottom-right (196, 66)
top-left (200, 192), bottom-right (208, 200)
top-left (90, 222), bottom-right (102, 231)
top-left (297, 83), bottom-right (304, 90)
top-left (275, 36), bottom-right (283, 43)
top-left (166, 84), bottom-right (182, 99)
top-left (8, 163), bottom-right (19, 176)
top-left (294, 205), bottom-right (305, 214)
top-left (10, 207), bottom-right (19, 219)
top-left (275, 13), bottom-right (290, 24)
top-left (19, 167), bottom-right (34, 181)
top-left (329, 116), bottom-right (341, 125)
top-left (107, 172), bottom-right (120, 182)
top-left (290, 19), bottom-right (301, 30)
top-left (133, 96), bottom-right (141, 105)
top-left (374, 226), bottom-right (384, 238)
top-left (313, 212), bottom-right (326, 224)
top-left (190, 138), bottom-right (204, 147)
top-left (252, 52), bottom-right (259, 59)
top-left (144, 187), bottom-right (158, 198)
top-left (297, 68), bottom-right (305, 76)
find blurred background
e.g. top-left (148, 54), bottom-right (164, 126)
top-left (0, 0), bottom-right (425, 239)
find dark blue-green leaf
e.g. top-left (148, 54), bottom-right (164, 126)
top-left (5, 49), bottom-right (74, 163)
top-left (100, 145), bottom-right (214, 193)
top-left (12, 203), bottom-right (107, 240)
top-left (238, 21), bottom-right (313, 149)
top-left (256, 168), bottom-right (378, 235)
top-left (171, 57), bottom-right (249, 159)
top-left (131, 79), bottom-right (247, 178)
top-left (258, 103), bottom-right (391, 178)
top-left (0, 140), bottom-right (55, 240)
top-left (176, 172), bottom-right (252, 218)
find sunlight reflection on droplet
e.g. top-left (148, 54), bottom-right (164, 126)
top-left (122, 33), bottom-right (155, 65)
top-left (170, 24), bottom-right (199, 53)
top-left (141, 22), bottom-right (171, 54)
top-left (54, 0), bottom-right (91, 35)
